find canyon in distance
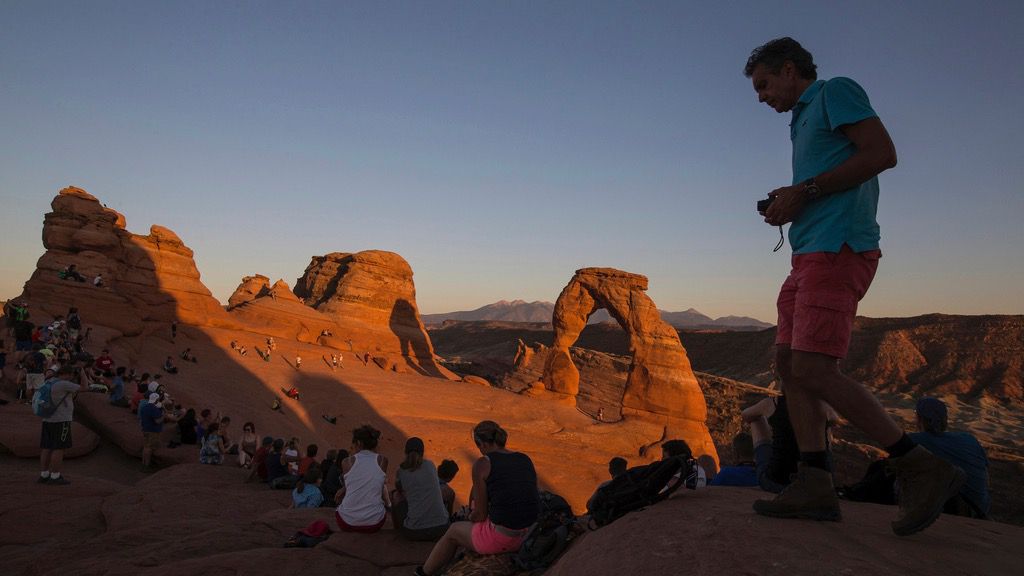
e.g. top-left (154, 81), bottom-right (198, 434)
top-left (1, 187), bottom-right (1021, 576)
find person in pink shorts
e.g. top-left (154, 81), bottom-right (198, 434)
top-left (417, 421), bottom-right (539, 576)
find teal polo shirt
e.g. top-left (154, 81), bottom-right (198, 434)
top-left (789, 77), bottom-right (881, 254)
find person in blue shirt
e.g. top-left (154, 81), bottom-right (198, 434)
top-left (711, 433), bottom-right (758, 487)
top-left (108, 366), bottom-right (127, 406)
top-left (745, 37), bottom-right (963, 536)
top-left (909, 398), bottom-right (990, 519)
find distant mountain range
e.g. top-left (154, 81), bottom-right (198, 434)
top-left (420, 299), bottom-right (773, 330)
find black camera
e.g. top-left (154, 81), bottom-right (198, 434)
top-left (757, 196), bottom-right (774, 214)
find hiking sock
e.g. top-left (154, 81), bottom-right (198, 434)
top-left (884, 434), bottom-right (916, 458)
top-left (50, 472), bottom-right (61, 479)
top-left (799, 451), bottom-right (830, 472)
top-left (40, 471), bottom-right (51, 479)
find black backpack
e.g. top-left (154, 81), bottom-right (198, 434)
top-left (586, 456), bottom-right (695, 528)
top-left (511, 490), bottom-right (575, 572)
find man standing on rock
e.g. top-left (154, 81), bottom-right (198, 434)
top-left (39, 364), bottom-right (80, 484)
top-left (745, 37), bottom-right (964, 535)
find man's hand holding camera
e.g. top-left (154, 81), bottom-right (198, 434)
top-left (761, 184), bottom-right (806, 226)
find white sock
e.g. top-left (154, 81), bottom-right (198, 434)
top-left (40, 471), bottom-right (50, 478)
top-left (50, 472), bottom-right (61, 479)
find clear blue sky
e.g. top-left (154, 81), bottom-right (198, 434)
top-left (2, 1), bottom-right (1022, 322)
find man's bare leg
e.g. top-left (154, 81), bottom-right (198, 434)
top-left (788, 349), bottom-right (902, 448)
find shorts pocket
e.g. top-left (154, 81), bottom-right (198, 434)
top-left (797, 291), bottom-right (856, 343)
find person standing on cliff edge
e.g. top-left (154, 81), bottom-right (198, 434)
top-left (745, 37), bottom-right (964, 535)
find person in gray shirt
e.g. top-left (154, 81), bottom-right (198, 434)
top-left (39, 364), bottom-right (81, 485)
top-left (392, 437), bottom-right (450, 541)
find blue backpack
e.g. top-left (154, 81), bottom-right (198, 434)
top-left (32, 379), bottom-right (70, 418)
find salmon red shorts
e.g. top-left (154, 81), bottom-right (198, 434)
top-left (471, 520), bottom-right (528, 555)
top-left (776, 244), bottom-right (880, 359)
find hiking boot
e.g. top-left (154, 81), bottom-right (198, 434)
top-left (752, 464), bottom-right (841, 521)
top-left (888, 445), bottom-right (966, 536)
top-left (37, 476), bottom-right (50, 484)
top-left (48, 476), bottom-right (70, 485)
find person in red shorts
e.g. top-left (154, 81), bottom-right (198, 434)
top-left (745, 37), bottom-right (964, 536)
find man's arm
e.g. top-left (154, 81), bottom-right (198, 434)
top-left (765, 116), bottom-right (897, 226)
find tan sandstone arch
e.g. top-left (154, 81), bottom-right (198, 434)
top-left (543, 267), bottom-right (717, 460)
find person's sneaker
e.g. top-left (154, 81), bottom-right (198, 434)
top-left (37, 476), bottom-right (50, 484)
top-left (752, 464), bottom-right (842, 521)
top-left (888, 445), bottom-right (966, 536)
top-left (48, 476), bottom-right (70, 485)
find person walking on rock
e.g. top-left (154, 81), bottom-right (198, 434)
top-left (744, 37), bottom-right (964, 535)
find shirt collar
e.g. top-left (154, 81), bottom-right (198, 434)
top-left (797, 79), bottom-right (824, 106)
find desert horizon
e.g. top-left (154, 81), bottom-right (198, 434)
top-left (2, 2), bottom-right (1022, 575)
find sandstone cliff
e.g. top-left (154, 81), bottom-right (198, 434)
top-left (293, 251), bottom-right (445, 375)
top-left (19, 186), bottom-right (236, 338)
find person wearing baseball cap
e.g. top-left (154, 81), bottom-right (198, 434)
top-left (909, 397), bottom-right (990, 518)
top-left (139, 389), bottom-right (178, 472)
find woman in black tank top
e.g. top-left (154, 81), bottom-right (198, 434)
top-left (418, 421), bottom-right (539, 576)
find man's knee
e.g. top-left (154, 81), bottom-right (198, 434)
top-left (789, 351), bottom-right (839, 387)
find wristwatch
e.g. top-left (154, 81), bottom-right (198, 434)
top-left (801, 177), bottom-right (822, 201)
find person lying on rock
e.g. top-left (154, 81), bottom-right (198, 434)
top-left (391, 437), bottom-right (450, 542)
top-left (334, 425), bottom-right (390, 533)
top-left (417, 421), bottom-right (539, 576)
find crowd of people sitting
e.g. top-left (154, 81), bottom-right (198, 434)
top-left (3, 296), bottom-right (994, 573)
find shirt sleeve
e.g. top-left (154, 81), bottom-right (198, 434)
top-left (823, 77), bottom-right (877, 131)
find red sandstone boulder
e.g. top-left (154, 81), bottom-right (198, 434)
top-left (294, 251), bottom-right (450, 377)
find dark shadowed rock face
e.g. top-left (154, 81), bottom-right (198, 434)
top-left (20, 186), bottom-right (236, 337)
top-left (294, 250), bottom-right (445, 376)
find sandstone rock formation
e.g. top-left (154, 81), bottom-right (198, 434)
top-left (544, 267), bottom-right (716, 459)
top-left (227, 274), bottom-right (271, 309)
top-left (294, 251), bottom-right (445, 376)
top-left (19, 186), bottom-right (236, 338)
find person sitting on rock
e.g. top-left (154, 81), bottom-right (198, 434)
top-left (586, 457), bottom-right (628, 510)
top-left (285, 387), bottom-right (301, 401)
top-left (320, 449), bottom-right (350, 506)
top-left (92, 274), bottom-right (103, 287)
top-left (219, 416), bottom-right (239, 455)
top-left (711, 432), bottom-right (759, 487)
top-left (295, 355), bottom-right (302, 369)
top-left (238, 421), bottom-right (258, 467)
top-left (177, 408), bottom-right (199, 445)
top-left (267, 438), bottom-right (301, 489)
top-left (291, 467), bottom-right (325, 509)
top-left (284, 437), bottom-right (301, 475)
top-left (93, 349), bottom-right (115, 378)
top-left (298, 443), bottom-right (319, 476)
top-left (108, 366), bottom-right (129, 407)
top-left (141, 391), bottom-right (179, 472)
top-left (197, 408), bottom-right (216, 440)
top-left (335, 425), bottom-right (390, 533)
top-left (239, 345), bottom-right (247, 356)
top-left (180, 348), bottom-right (197, 363)
top-left (246, 436), bottom-right (275, 482)
top-left (910, 397), bottom-right (990, 519)
top-left (162, 356), bottom-right (178, 374)
top-left (418, 421), bottom-right (539, 576)
top-left (392, 437), bottom-right (450, 541)
top-left (199, 422), bottom-right (227, 465)
top-left (230, 340), bottom-right (238, 350)
top-left (437, 459), bottom-right (460, 517)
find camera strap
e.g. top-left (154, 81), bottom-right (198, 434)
top-left (773, 226), bottom-right (784, 252)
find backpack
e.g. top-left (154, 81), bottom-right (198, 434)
top-left (511, 490), bottom-right (575, 572)
top-left (586, 456), bottom-right (696, 528)
top-left (67, 313), bottom-right (81, 330)
top-left (32, 379), bottom-right (70, 418)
